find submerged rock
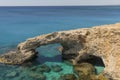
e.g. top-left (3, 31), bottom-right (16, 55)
top-left (30, 66), bottom-right (38, 71)
top-left (21, 62), bottom-right (33, 67)
top-left (57, 46), bottom-right (63, 53)
top-left (1, 23), bottom-right (120, 79)
top-left (58, 74), bottom-right (77, 80)
top-left (51, 64), bottom-right (63, 72)
top-left (37, 64), bottom-right (51, 73)
top-left (6, 71), bottom-right (18, 78)
top-left (28, 72), bottom-right (46, 80)
top-left (30, 64), bottom-right (51, 73)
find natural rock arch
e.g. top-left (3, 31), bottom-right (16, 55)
top-left (0, 23), bottom-right (120, 79)
top-left (16, 30), bottom-right (87, 64)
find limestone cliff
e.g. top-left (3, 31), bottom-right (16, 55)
top-left (0, 23), bottom-right (120, 79)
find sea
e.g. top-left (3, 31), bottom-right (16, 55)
top-left (0, 6), bottom-right (120, 80)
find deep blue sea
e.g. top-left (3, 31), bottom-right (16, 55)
top-left (0, 6), bottom-right (120, 80)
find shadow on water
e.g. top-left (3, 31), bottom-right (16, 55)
top-left (35, 54), bottom-right (62, 64)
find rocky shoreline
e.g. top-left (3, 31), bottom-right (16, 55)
top-left (1, 23), bottom-right (120, 79)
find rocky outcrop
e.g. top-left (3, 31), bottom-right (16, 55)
top-left (0, 23), bottom-right (120, 79)
top-left (73, 63), bottom-right (108, 80)
top-left (73, 63), bottom-right (96, 80)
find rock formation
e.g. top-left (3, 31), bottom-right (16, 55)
top-left (73, 62), bottom-right (109, 80)
top-left (0, 23), bottom-right (120, 79)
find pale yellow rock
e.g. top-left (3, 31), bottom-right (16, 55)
top-left (1, 23), bottom-right (120, 79)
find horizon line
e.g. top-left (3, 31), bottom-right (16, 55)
top-left (0, 5), bottom-right (120, 7)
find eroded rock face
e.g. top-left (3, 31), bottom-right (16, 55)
top-left (0, 23), bottom-right (120, 79)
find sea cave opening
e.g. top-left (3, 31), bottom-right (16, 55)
top-left (78, 55), bottom-right (105, 74)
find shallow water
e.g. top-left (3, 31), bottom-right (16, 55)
top-left (0, 6), bottom-right (120, 80)
top-left (0, 44), bottom-right (104, 80)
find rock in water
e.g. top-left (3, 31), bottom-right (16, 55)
top-left (37, 64), bottom-right (51, 73)
top-left (1, 23), bottom-right (120, 79)
top-left (73, 63), bottom-right (109, 80)
top-left (73, 63), bottom-right (95, 80)
top-left (28, 72), bottom-right (46, 80)
top-left (51, 64), bottom-right (63, 72)
top-left (6, 71), bottom-right (18, 78)
top-left (58, 74), bottom-right (77, 80)
top-left (56, 46), bottom-right (63, 53)
top-left (30, 66), bottom-right (38, 71)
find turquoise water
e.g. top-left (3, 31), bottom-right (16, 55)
top-left (0, 6), bottom-right (120, 80)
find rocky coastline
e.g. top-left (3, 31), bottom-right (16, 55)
top-left (0, 23), bottom-right (120, 80)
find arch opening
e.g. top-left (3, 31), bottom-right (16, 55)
top-left (34, 43), bottom-right (63, 64)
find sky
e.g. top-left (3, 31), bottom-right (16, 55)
top-left (0, 0), bottom-right (119, 6)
